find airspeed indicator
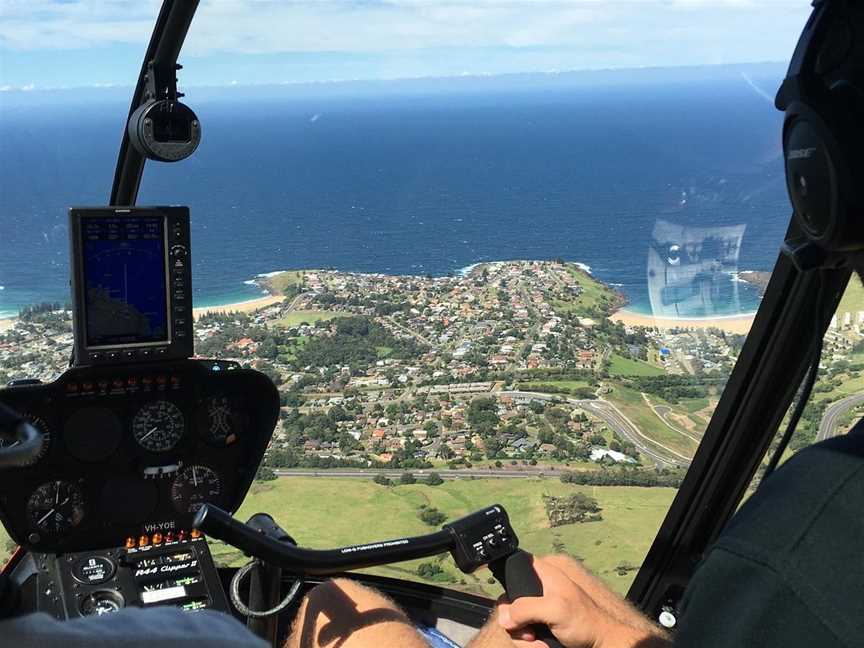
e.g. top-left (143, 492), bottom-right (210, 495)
top-left (133, 401), bottom-right (184, 452)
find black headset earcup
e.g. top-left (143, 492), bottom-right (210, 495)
top-left (783, 100), bottom-right (842, 244)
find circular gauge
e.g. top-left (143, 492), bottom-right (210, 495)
top-left (79, 590), bottom-right (124, 616)
top-left (71, 556), bottom-right (115, 585)
top-left (26, 480), bottom-right (85, 534)
top-left (170, 465), bottom-right (222, 514)
top-left (0, 414), bottom-right (51, 465)
top-left (132, 401), bottom-right (184, 452)
top-left (201, 396), bottom-right (242, 446)
top-left (64, 408), bottom-right (123, 462)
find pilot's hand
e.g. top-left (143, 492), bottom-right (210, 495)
top-left (495, 556), bottom-right (670, 648)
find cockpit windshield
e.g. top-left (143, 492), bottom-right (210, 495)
top-left (2, 0), bottom-right (850, 600)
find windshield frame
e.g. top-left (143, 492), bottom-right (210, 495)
top-left (107, 0), bottom-right (844, 617)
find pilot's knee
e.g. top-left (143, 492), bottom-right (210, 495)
top-left (304, 578), bottom-right (401, 615)
top-left (331, 578), bottom-right (400, 611)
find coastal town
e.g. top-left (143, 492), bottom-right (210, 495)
top-left (2, 260), bottom-right (864, 474)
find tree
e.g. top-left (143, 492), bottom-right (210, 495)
top-left (399, 472), bottom-right (416, 485)
top-left (467, 398), bottom-right (500, 434)
top-left (543, 493), bottom-right (602, 526)
top-left (529, 401), bottom-right (545, 414)
top-left (373, 474), bottom-right (392, 486)
top-left (255, 465), bottom-right (277, 481)
top-left (425, 472), bottom-right (444, 486)
top-left (418, 506), bottom-right (447, 526)
top-left (416, 561), bottom-right (455, 583)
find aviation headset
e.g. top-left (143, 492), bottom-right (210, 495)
top-left (777, 0), bottom-right (864, 253)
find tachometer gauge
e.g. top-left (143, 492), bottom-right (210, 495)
top-left (0, 414), bottom-right (51, 465)
top-left (170, 465), bottom-right (221, 514)
top-left (133, 401), bottom-right (184, 452)
top-left (26, 480), bottom-right (85, 534)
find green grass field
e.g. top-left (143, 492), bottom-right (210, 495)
top-left (605, 384), bottom-right (700, 460)
top-left (679, 397), bottom-right (710, 413)
top-left (516, 380), bottom-right (591, 393)
top-left (551, 265), bottom-right (621, 316)
top-left (0, 477), bottom-right (675, 598)
top-left (211, 477), bottom-right (676, 597)
top-left (265, 270), bottom-right (307, 295)
top-left (274, 310), bottom-right (347, 328)
top-left (607, 354), bottom-right (664, 377)
top-left (836, 275), bottom-right (864, 319)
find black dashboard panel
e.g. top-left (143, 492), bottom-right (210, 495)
top-left (0, 359), bottom-right (279, 553)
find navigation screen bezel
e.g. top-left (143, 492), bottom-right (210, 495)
top-left (69, 206), bottom-right (193, 366)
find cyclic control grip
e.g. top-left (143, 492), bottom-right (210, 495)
top-left (490, 550), bottom-right (566, 648)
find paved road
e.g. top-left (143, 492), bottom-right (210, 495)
top-left (651, 403), bottom-right (702, 444)
top-left (816, 393), bottom-right (864, 442)
top-left (505, 391), bottom-right (689, 468)
top-left (275, 468), bottom-right (560, 480)
top-left (577, 399), bottom-right (690, 469)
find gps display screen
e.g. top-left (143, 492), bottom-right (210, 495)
top-left (81, 215), bottom-right (169, 348)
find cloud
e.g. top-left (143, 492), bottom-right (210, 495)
top-left (0, 0), bottom-right (811, 86)
top-left (1, 0), bottom-right (808, 56)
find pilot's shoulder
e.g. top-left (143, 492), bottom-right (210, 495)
top-left (721, 427), bottom-right (864, 556)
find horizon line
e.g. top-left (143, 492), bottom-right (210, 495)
top-left (0, 59), bottom-right (788, 94)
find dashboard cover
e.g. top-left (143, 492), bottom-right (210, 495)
top-left (0, 359), bottom-right (279, 553)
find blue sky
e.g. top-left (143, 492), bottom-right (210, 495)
top-left (0, 1), bottom-right (812, 90)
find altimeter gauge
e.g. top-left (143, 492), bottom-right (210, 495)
top-left (133, 401), bottom-right (184, 452)
top-left (26, 480), bottom-right (85, 534)
top-left (170, 464), bottom-right (221, 514)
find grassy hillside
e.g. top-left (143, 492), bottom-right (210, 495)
top-left (553, 265), bottom-right (624, 317)
top-left (262, 270), bottom-right (307, 296)
top-left (605, 384), bottom-right (700, 459)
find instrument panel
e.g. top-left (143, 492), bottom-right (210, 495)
top-left (0, 359), bottom-right (279, 553)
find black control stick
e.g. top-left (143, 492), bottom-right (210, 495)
top-left (195, 504), bottom-right (564, 647)
top-left (490, 551), bottom-right (566, 648)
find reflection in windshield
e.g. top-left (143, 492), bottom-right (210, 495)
top-left (648, 220), bottom-right (747, 319)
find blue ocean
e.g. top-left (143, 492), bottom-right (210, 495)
top-left (0, 65), bottom-right (790, 319)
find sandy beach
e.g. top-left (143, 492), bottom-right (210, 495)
top-left (610, 309), bottom-right (755, 335)
top-left (192, 294), bottom-right (285, 318)
top-left (0, 295), bottom-right (286, 332)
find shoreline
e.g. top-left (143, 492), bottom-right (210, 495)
top-left (193, 294), bottom-right (285, 318)
top-left (0, 264), bottom-right (761, 335)
top-left (0, 294), bottom-right (287, 331)
top-left (610, 308), bottom-right (755, 334)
